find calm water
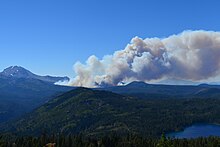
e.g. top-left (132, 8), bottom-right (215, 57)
top-left (166, 124), bottom-right (220, 139)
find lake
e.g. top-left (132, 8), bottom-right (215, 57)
top-left (166, 124), bottom-right (220, 139)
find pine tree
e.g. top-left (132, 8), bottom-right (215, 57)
top-left (0, 136), bottom-right (5, 147)
top-left (157, 133), bottom-right (173, 147)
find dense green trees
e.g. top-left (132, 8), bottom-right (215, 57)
top-left (0, 134), bottom-right (220, 147)
top-left (4, 88), bottom-right (220, 138)
top-left (2, 88), bottom-right (220, 146)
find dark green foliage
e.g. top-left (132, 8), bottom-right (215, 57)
top-left (157, 134), bottom-right (173, 147)
top-left (1, 134), bottom-right (220, 147)
top-left (3, 88), bottom-right (220, 138)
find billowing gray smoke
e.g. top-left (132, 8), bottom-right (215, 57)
top-left (70, 30), bottom-right (220, 87)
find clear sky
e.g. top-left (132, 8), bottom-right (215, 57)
top-left (0, 0), bottom-right (220, 78)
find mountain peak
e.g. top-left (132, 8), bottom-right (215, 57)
top-left (126, 81), bottom-right (148, 87)
top-left (1, 66), bottom-right (32, 78)
top-left (198, 83), bottom-right (210, 86)
top-left (8, 65), bottom-right (24, 69)
top-left (0, 66), bottom-right (70, 84)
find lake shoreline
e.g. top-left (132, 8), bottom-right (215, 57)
top-left (166, 123), bottom-right (220, 139)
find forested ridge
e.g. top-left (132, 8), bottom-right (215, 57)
top-left (1, 87), bottom-right (220, 146)
top-left (2, 88), bottom-right (220, 138)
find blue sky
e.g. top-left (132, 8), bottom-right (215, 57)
top-left (0, 0), bottom-right (220, 78)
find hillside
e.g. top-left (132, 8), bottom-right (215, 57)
top-left (0, 66), bottom-right (73, 123)
top-left (4, 88), bottom-right (220, 137)
top-left (6, 88), bottom-right (139, 136)
top-left (0, 77), bottom-right (73, 123)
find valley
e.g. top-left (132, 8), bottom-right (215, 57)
top-left (1, 0), bottom-right (220, 146)
top-left (2, 87), bottom-right (220, 138)
top-left (1, 67), bottom-right (220, 146)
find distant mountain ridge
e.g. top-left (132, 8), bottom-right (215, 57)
top-left (0, 66), bottom-right (70, 83)
top-left (0, 66), bottom-right (73, 123)
top-left (156, 78), bottom-right (199, 85)
top-left (101, 81), bottom-right (220, 99)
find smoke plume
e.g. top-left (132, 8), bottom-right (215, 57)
top-left (70, 30), bottom-right (220, 87)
